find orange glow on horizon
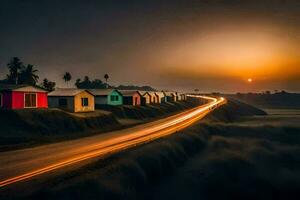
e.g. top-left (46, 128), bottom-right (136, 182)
top-left (159, 25), bottom-right (300, 84)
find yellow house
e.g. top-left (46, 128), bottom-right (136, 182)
top-left (48, 88), bottom-right (95, 112)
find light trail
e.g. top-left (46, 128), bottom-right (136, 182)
top-left (0, 95), bottom-right (226, 188)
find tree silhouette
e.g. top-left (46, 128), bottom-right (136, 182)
top-left (7, 57), bottom-right (23, 84)
top-left (42, 78), bottom-right (56, 91)
top-left (20, 64), bottom-right (39, 85)
top-left (104, 74), bottom-right (109, 88)
top-left (84, 76), bottom-right (90, 83)
top-left (63, 72), bottom-right (72, 86)
top-left (75, 76), bottom-right (107, 89)
top-left (75, 78), bottom-right (81, 88)
top-left (117, 85), bottom-right (155, 91)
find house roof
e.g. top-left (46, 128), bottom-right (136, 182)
top-left (118, 90), bottom-right (142, 96)
top-left (139, 91), bottom-right (147, 95)
top-left (163, 91), bottom-right (177, 96)
top-left (140, 91), bottom-right (151, 97)
top-left (48, 88), bottom-right (92, 96)
top-left (155, 92), bottom-right (165, 98)
top-left (140, 90), bottom-right (158, 96)
top-left (88, 89), bottom-right (121, 96)
top-left (147, 91), bottom-right (158, 97)
top-left (0, 84), bottom-right (47, 93)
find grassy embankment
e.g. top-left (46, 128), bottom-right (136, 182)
top-left (9, 100), bottom-right (300, 200)
top-left (0, 101), bottom-right (201, 151)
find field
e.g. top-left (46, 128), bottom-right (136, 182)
top-left (234, 108), bottom-right (300, 126)
top-left (153, 108), bottom-right (300, 200)
top-left (3, 100), bottom-right (299, 200)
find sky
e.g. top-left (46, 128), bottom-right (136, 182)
top-left (0, 0), bottom-right (300, 93)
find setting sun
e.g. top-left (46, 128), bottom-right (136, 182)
top-left (247, 78), bottom-right (253, 83)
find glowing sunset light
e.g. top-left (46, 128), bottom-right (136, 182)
top-left (0, 1), bottom-right (300, 92)
top-left (247, 78), bottom-right (253, 83)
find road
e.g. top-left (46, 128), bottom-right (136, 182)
top-left (0, 95), bottom-right (226, 188)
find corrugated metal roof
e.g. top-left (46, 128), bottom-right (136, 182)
top-left (0, 84), bottom-right (47, 92)
top-left (48, 88), bottom-right (88, 96)
top-left (139, 91), bottom-right (149, 95)
top-left (163, 91), bottom-right (177, 96)
top-left (139, 91), bottom-right (151, 97)
top-left (118, 90), bottom-right (141, 96)
top-left (88, 89), bottom-right (119, 96)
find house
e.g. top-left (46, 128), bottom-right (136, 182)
top-left (48, 88), bottom-right (94, 112)
top-left (89, 89), bottom-right (123, 106)
top-left (177, 92), bottom-right (186, 101)
top-left (177, 92), bottom-right (182, 101)
top-left (155, 91), bottom-right (166, 103)
top-left (0, 84), bottom-right (48, 109)
top-left (148, 91), bottom-right (159, 104)
top-left (119, 90), bottom-right (142, 106)
top-left (163, 91), bottom-right (177, 102)
top-left (180, 93), bottom-right (187, 101)
top-left (141, 91), bottom-right (152, 104)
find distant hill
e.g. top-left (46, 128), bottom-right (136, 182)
top-left (226, 92), bottom-right (300, 109)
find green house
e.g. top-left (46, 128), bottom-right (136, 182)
top-left (89, 89), bottom-right (123, 106)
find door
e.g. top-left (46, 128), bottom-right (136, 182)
top-left (81, 97), bottom-right (89, 107)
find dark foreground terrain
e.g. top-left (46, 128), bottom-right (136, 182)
top-left (2, 100), bottom-right (299, 200)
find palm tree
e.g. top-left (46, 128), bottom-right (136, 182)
top-left (75, 78), bottom-right (81, 88)
top-left (104, 73), bottom-right (109, 88)
top-left (63, 72), bottom-right (72, 86)
top-left (42, 78), bottom-right (56, 91)
top-left (7, 57), bottom-right (23, 84)
top-left (20, 64), bottom-right (39, 85)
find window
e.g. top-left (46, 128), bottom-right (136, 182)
top-left (110, 95), bottom-right (119, 101)
top-left (0, 94), bottom-right (2, 107)
top-left (24, 93), bottom-right (36, 108)
top-left (81, 98), bottom-right (89, 106)
top-left (58, 98), bottom-right (67, 107)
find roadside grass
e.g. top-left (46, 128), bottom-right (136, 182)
top-left (0, 101), bottom-right (199, 151)
top-left (0, 109), bottom-right (120, 151)
top-left (95, 101), bottom-right (199, 119)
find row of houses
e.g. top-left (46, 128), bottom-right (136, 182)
top-left (0, 85), bottom-right (187, 112)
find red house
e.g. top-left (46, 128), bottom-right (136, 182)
top-left (0, 85), bottom-right (48, 109)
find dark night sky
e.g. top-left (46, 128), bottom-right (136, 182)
top-left (1, 0), bottom-right (300, 92)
